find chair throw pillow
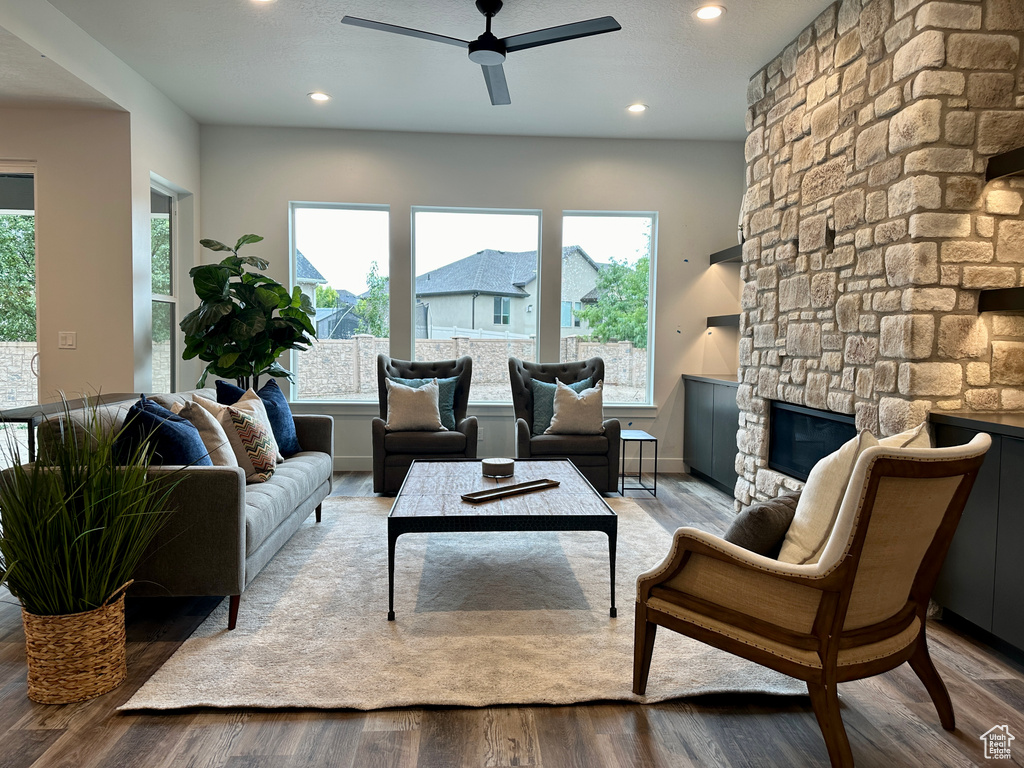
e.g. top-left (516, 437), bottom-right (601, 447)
top-left (777, 430), bottom-right (878, 565)
top-left (171, 400), bottom-right (238, 468)
top-left (724, 492), bottom-right (800, 559)
top-left (389, 375), bottom-right (459, 430)
top-left (878, 421), bottom-right (931, 448)
top-left (196, 390), bottom-right (284, 462)
top-left (216, 379), bottom-right (302, 457)
top-left (385, 378), bottom-right (447, 432)
top-left (225, 407), bottom-right (277, 483)
top-left (545, 380), bottom-right (605, 435)
top-left (114, 395), bottom-right (213, 467)
top-left (530, 377), bottom-right (593, 435)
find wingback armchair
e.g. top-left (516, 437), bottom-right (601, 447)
top-left (508, 356), bottom-right (620, 493)
top-left (633, 434), bottom-right (991, 767)
top-left (372, 355), bottom-right (478, 494)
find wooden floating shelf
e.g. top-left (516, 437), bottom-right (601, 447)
top-left (709, 244), bottom-right (742, 265)
top-left (986, 146), bottom-right (1024, 182)
top-left (979, 287), bottom-right (1024, 313)
top-left (706, 314), bottom-right (740, 328)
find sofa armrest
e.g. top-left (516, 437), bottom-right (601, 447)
top-left (515, 418), bottom-right (532, 458)
top-left (131, 465), bottom-right (247, 597)
top-left (294, 414), bottom-right (334, 458)
top-left (458, 416), bottom-right (479, 458)
top-left (371, 416), bottom-right (387, 493)
top-left (603, 418), bottom-right (621, 488)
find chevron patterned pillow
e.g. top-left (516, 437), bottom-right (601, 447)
top-left (227, 406), bottom-right (277, 483)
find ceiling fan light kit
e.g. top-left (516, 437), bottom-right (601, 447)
top-left (342, 0), bottom-right (620, 106)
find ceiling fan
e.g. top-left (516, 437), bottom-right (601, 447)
top-left (341, 1), bottom-right (621, 106)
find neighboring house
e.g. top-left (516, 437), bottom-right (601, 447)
top-left (316, 289), bottom-right (361, 339)
top-left (295, 249), bottom-right (328, 308)
top-left (414, 245), bottom-right (601, 339)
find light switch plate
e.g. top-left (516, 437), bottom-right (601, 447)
top-left (58, 331), bottom-right (77, 349)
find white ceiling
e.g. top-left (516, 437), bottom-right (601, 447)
top-left (37, 0), bottom-right (829, 140)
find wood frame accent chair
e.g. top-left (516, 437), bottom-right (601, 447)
top-left (633, 434), bottom-right (991, 767)
top-left (372, 355), bottom-right (478, 495)
top-left (508, 356), bottom-right (620, 494)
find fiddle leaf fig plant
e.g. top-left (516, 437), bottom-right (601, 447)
top-left (180, 234), bottom-right (316, 389)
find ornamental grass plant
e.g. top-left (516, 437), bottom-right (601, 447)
top-left (0, 396), bottom-right (176, 617)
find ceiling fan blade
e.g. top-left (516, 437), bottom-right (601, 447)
top-left (341, 16), bottom-right (469, 48)
top-left (482, 64), bottom-right (511, 106)
top-left (501, 16), bottom-right (621, 53)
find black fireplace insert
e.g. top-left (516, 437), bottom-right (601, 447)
top-left (768, 401), bottom-right (856, 481)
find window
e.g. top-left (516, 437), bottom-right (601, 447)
top-left (291, 203), bottom-right (389, 401)
top-left (560, 301), bottom-right (582, 328)
top-left (561, 212), bottom-right (656, 404)
top-left (151, 187), bottom-right (176, 392)
top-left (493, 297), bottom-right (510, 325)
top-left (412, 207), bottom-right (540, 402)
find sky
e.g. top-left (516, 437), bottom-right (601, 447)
top-left (294, 207), bottom-right (653, 295)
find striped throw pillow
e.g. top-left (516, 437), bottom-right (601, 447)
top-left (227, 407), bottom-right (277, 483)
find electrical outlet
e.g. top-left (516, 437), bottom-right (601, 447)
top-left (58, 331), bottom-right (77, 349)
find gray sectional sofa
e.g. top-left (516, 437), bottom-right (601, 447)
top-left (37, 388), bottom-right (334, 629)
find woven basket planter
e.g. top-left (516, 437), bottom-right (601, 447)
top-left (22, 594), bottom-right (128, 704)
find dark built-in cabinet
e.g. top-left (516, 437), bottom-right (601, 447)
top-left (683, 375), bottom-right (739, 495)
top-left (932, 412), bottom-right (1024, 652)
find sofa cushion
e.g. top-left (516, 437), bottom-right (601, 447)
top-left (244, 452), bottom-right (333, 552)
top-left (529, 434), bottom-right (609, 456)
top-left (531, 377), bottom-right (593, 435)
top-left (217, 379), bottom-right (303, 457)
top-left (546, 380), bottom-right (605, 435)
top-left (383, 430), bottom-right (468, 453)
top-left (389, 375), bottom-right (459, 430)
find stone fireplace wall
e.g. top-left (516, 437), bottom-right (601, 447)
top-left (736, 0), bottom-right (1024, 505)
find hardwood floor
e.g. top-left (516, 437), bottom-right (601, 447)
top-left (0, 472), bottom-right (1022, 767)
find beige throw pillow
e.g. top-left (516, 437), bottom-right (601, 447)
top-left (777, 430), bottom-right (878, 565)
top-left (193, 391), bottom-right (284, 464)
top-left (171, 400), bottom-right (238, 467)
top-left (385, 378), bottom-right (446, 432)
top-left (545, 380), bottom-right (605, 435)
top-left (878, 421), bottom-right (931, 448)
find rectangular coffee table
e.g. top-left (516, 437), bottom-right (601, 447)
top-left (387, 459), bottom-right (618, 621)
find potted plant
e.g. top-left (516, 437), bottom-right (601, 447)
top-left (0, 398), bottom-right (176, 704)
top-left (180, 234), bottom-right (317, 389)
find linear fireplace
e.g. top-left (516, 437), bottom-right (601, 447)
top-left (768, 401), bottom-right (856, 482)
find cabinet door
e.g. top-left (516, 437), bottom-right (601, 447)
top-left (933, 424), bottom-right (999, 631)
top-left (711, 384), bottom-right (740, 491)
top-left (993, 436), bottom-right (1024, 650)
top-left (683, 380), bottom-right (713, 475)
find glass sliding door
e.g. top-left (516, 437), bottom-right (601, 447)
top-left (412, 207), bottom-right (540, 402)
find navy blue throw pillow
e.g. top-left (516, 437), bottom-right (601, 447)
top-left (216, 379), bottom-right (302, 457)
top-left (114, 395), bottom-right (212, 466)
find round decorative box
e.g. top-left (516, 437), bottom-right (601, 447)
top-left (481, 458), bottom-right (514, 478)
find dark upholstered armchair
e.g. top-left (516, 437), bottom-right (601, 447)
top-left (508, 357), bottom-right (620, 493)
top-left (372, 355), bottom-right (478, 494)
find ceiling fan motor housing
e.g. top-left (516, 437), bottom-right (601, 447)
top-left (468, 33), bottom-right (507, 65)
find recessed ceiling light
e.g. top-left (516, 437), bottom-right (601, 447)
top-left (627, 103), bottom-right (648, 113)
top-left (694, 5), bottom-right (725, 20)
top-left (308, 92), bottom-right (331, 102)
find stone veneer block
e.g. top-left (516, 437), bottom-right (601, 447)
top-left (878, 396), bottom-right (931, 435)
top-left (889, 99), bottom-right (942, 152)
top-left (885, 242), bottom-right (939, 285)
top-left (899, 362), bottom-right (963, 395)
top-left (888, 175), bottom-right (942, 216)
top-left (986, 0), bottom-right (1024, 31)
top-left (911, 70), bottom-right (965, 98)
top-left (938, 315), bottom-right (989, 358)
top-left (961, 266), bottom-right (1017, 288)
top-left (977, 111), bottom-right (1024, 154)
top-left (904, 147), bottom-right (973, 172)
top-left (799, 213), bottom-right (829, 252)
top-left (880, 314), bottom-right (935, 358)
top-left (892, 30), bottom-right (945, 80)
top-left (993, 315), bottom-right (1024, 336)
top-left (946, 33), bottom-right (1020, 70)
top-left (901, 287), bottom-right (957, 311)
top-left (915, 2), bottom-right (982, 30)
top-left (987, 190), bottom-right (1023, 216)
top-left (967, 362), bottom-right (991, 386)
top-left (997, 220), bottom-right (1024, 262)
top-left (856, 120), bottom-right (890, 168)
top-left (801, 157), bottom-right (847, 202)
top-left (779, 275), bottom-right (812, 311)
top-left (991, 341), bottom-right (1024, 384)
top-left (908, 212), bottom-right (972, 238)
top-left (940, 241), bottom-right (994, 263)
top-left (786, 323), bottom-right (823, 357)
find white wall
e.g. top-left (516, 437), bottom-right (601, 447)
top-left (201, 126), bottom-right (744, 471)
top-left (0, 0), bottom-right (202, 394)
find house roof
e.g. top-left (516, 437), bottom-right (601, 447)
top-left (415, 245), bottom-right (596, 298)
top-left (295, 250), bottom-right (327, 284)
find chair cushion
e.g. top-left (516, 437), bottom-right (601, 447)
top-left (529, 434), bottom-right (609, 456)
top-left (385, 378), bottom-right (446, 432)
top-left (114, 396), bottom-right (213, 467)
top-left (724, 492), bottom-right (800, 558)
top-left (531, 377), bottom-right (593, 435)
top-left (217, 379), bottom-right (303, 457)
top-left (384, 430), bottom-right (467, 453)
top-left (778, 430), bottom-right (878, 565)
top-left (244, 452), bottom-right (332, 552)
top-left (546, 380), bottom-right (604, 435)
top-left (390, 375), bottom-right (459, 430)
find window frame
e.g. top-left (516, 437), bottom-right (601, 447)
top-left (493, 296), bottom-right (511, 325)
top-left (150, 182), bottom-right (177, 392)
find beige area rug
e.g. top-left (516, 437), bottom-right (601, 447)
top-left (122, 497), bottom-right (805, 710)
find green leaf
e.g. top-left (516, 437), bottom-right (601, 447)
top-left (254, 286), bottom-right (280, 311)
top-left (236, 255), bottom-right (271, 271)
top-left (197, 366), bottom-right (212, 388)
top-left (191, 265), bottom-right (230, 301)
top-left (229, 308), bottom-right (267, 341)
top-left (235, 234), bottom-right (264, 250)
top-left (217, 352), bottom-right (240, 369)
top-left (200, 239), bottom-right (232, 253)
